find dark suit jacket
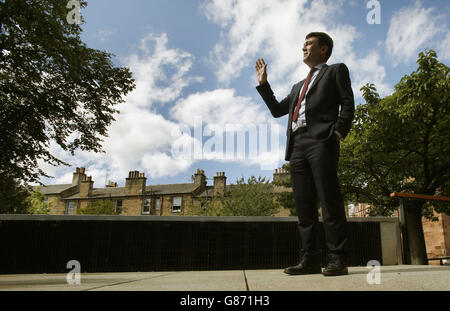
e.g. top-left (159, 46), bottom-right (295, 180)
top-left (256, 63), bottom-right (355, 161)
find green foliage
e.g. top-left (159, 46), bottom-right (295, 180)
top-left (339, 49), bottom-right (450, 218)
top-left (184, 175), bottom-right (281, 216)
top-left (77, 200), bottom-right (123, 215)
top-left (0, 0), bottom-right (135, 183)
top-left (220, 176), bottom-right (280, 216)
top-left (24, 187), bottom-right (52, 214)
top-left (0, 175), bottom-right (31, 213)
top-left (271, 163), bottom-right (296, 216)
top-left (182, 198), bottom-right (222, 216)
top-left (0, 179), bottom-right (53, 214)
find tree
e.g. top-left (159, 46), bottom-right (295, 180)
top-left (339, 49), bottom-right (450, 264)
top-left (0, 181), bottom-right (52, 214)
top-left (24, 186), bottom-right (52, 214)
top-left (77, 200), bottom-right (123, 215)
top-left (183, 197), bottom-right (222, 216)
top-left (221, 176), bottom-right (280, 216)
top-left (0, 175), bottom-right (31, 213)
top-left (0, 0), bottom-right (135, 183)
top-left (184, 175), bottom-right (281, 216)
top-left (271, 163), bottom-right (296, 216)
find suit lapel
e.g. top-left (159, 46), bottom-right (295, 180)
top-left (308, 64), bottom-right (328, 92)
top-left (289, 81), bottom-right (304, 119)
top-left (288, 64), bottom-right (328, 121)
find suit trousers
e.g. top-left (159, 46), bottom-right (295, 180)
top-left (289, 128), bottom-right (349, 260)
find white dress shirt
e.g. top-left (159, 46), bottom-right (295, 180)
top-left (292, 63), bottom-right (325, 132)
top-left (291, 63), bottom-right (343, 140)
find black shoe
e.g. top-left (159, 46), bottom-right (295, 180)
top-left (322, 255), bottom-right (348, 276)
top-left (284, 256), bottom-right (322, 275)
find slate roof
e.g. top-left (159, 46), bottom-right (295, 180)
top-left (61, 182), bottom-right (199, 200)
top-left (145, 183), bottom-right (197, 195)
top-left (37, 184), bottom-right (74, 195)
top-left (39, 181), bottom-right (241, 200)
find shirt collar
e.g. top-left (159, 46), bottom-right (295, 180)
top-left (313, 62), bottom-right (326, 71)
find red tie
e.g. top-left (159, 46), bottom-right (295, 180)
top-left (292, 68), bottom-right (317, 122)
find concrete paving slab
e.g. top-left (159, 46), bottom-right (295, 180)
top-left (89, 270), bottom-right (247, 291)
top-left (0, 272), bottom-right (173, 291)
top-left (0, 266), bottom-right (449, 291)
top-left (244, 265), bottom-right (450, 291)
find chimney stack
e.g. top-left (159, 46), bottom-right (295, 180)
top-left (273, 167), bottom-right (289, 182)
top-left (213, 171), bottom-right (227, 196)
top-left (194, 169), bottom-right (206, 186)
top-left (125, 170), bottom-right (147, 195)
top-left (79, 175), bottom-right (93, 198)
top-left (72, 167), bottom-right (87, 186)
top-left (106, 181), bottom-right (118, 188)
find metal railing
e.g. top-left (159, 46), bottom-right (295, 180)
top-left (0, 215), bottom-right (398, 274)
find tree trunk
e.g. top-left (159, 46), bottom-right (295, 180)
top-left (404, 201), bottom-right (428, 265)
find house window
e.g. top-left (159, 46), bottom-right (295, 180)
top-left (66, 201), bottom-right (75, 215)
top-left (172, 196), bottom-right (182, 213)
top-left (142, 199), bottom-right (151, 214)
top-left (115, 200), bottom-right (123, 214)
top-left (155, 198), bottom-right (161, 211)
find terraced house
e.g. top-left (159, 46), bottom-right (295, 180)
top-left (39, 167), bottom-right (291, 216)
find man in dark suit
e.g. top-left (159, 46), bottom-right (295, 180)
top-left (255, 32), bottom-right (355, 276)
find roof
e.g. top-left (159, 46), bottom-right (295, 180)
top-left (36, 184), bottom-right (74, 195)
top-left (146, 183), bottom-right (197, 195)
top-left (61, 182), bottom-right (198, 200)
top-left (197, 185), bottom-right (234, 197)
top-left (40, 180), bottom-right (281, 200)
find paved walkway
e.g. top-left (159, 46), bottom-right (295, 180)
top-left (0, 265), bottom-right (449, 291)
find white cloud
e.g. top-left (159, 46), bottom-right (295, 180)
top-left (122, 32), bottom-right (203, 110)
top-left (201, 0), bottom-right (389, 98)
top-left (140, 152), bottom-right (194, 179)
top-left (386, 1), bottom-right (441, 66)
top-left (344, 50), bottom-right (392, 98)
top-left (168, 88), bottom-right (284, 170)
top-left (439, 31), bottom-right (450, 60)
top-left (170, 88), bottom-right (268, 127)
top-left (39, 32), bottom-right (203, 185)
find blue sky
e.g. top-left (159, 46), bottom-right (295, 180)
top-left (40, 0), bottom-right (450, 188)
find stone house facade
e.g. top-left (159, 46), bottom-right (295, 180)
top-left (38, 167), bottom-right (449, 263)
top-left (40, 167), bottom-right (292, 216)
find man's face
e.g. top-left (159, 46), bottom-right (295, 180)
top-left (302, 37), bottom-right (327, 66)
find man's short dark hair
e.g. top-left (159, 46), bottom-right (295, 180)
top-left (306, 32), bottom-right (333, 60)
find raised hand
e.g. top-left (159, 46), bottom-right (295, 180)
top-left (255, 58), bottom-right (267, 85)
